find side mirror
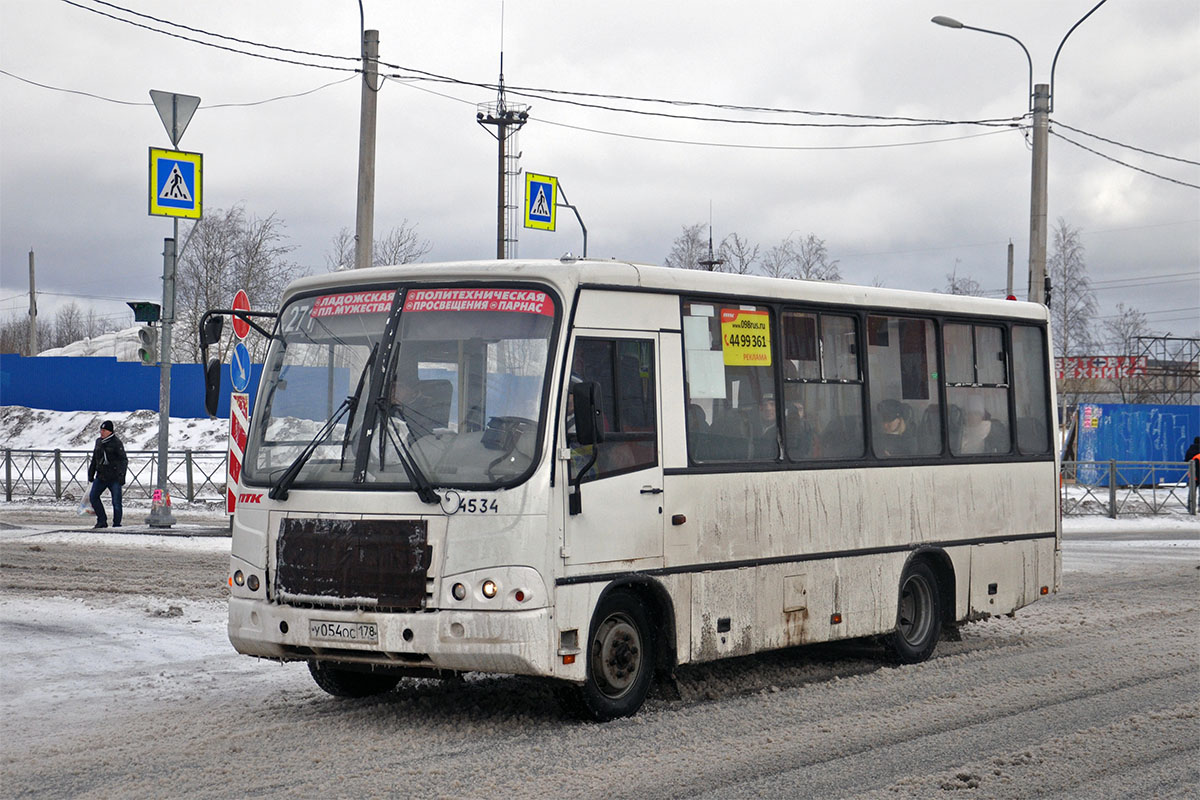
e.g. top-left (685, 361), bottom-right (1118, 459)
top-left (201, 314), bottom-right (224, 347)
top-left (204, 358), bottom-right (222, 418)
top-left (571, 381), bottom-right (605, 445)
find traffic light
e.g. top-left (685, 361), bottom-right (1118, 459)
top-left (138, 325), bottom-right (159, 365)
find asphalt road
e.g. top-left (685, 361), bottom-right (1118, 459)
top-left (0, 522), bottom-right (1196, 799)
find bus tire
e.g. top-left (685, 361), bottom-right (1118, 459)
top-left (886, 560), bottom-right (942, 664)
top-left (568, 590), bottom-right (656, 721)
top-left (308, 661), bottom-right (400, 698)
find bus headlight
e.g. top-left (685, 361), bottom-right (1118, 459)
top-left (452, 582), bottom-right (467, 601)
top-left (247, 574), bottom-right (260, 592)
top-left (481, 579), bottom-right (498, 599)
top-left (233, 570), bottom-right (245, 587)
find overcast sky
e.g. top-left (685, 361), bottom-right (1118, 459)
top-left (2, 0), bottom-right (1197, 346)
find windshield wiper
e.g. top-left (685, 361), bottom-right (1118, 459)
top-left (375, 397), bottom-right (441, 505)
top-left (268, 346), bottom-right (378, 501)
top-left (340, 342), bottom-right (379, 468)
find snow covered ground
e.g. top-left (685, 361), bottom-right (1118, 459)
top-left (1, 405), bottom-right (228, 453)
top-left (0, 515), bottom-right (1196, 798)
top-left (1, 407), bottom-right (1197, 797)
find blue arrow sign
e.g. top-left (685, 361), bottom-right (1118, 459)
top-left (230, 341), bottom-right (251, 393)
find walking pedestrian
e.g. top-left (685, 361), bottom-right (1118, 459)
top-left (87, 420), bottom-right (127, 528)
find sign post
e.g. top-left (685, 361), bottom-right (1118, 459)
top-left (227, 392), bottom-right (249, 516)
top-left (524, 173), bottom-right (558, 231)
top-left (146, 90), bottom-right (202, 528)
top-left (524, 171), bottom-right (588, 257)
top-left (227, 291), bottom-right (251, 516)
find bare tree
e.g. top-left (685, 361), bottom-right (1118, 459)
top-left (52, 302), bottom-right (86, 348)
top-left (759, 241), bottom-right (793, 279)
top-left (759, 233), bottom-right (841, 281)
top-left (717, 232), bottom-right (759, 275)
top-left (942, 261), bottom-right (985, 296)
top-left (1048, 217), bottom-right (1097, 360)
top-left (1102, 303), bottom-right (1151, 354)
top-left (1100, 303), bottom-right (1153, 401)
top-left (0, 314), bottom-right (47, 356)
top-left (175, 205), bottom-right (303, 364)
top-left (84, 307), bottom-right (112, 338)
top-left (326, 221), bottom-right (431, 271)
top-left (326, 228), bottom-right (355, 272)
top-left (791, 234), bottom-right (841, 281)
top-left (663, 223), bottom-right (708, 270)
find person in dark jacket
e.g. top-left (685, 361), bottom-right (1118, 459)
top-left (87, 420), bottom-right (127, 528)
top-left (1186, 436), bottom-right (1200, 480)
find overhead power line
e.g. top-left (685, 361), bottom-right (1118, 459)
top-left (1054, 120), bottom-right (1200, 167)
top-left (84, 0), bottom-right (360, 63)
top-left (0, 68), bottom-right (354, 109)
top-left (386, 68), bottom-right (1024, 130)
top-left (59, 0), bottom-right (1026, 132)
top-left (1051, 130), bottom-right (1200, 191)
top-left (47, 0), bottom-right (1200, 173)
top-left (59, 0), bottom-right (359, 73)
top-left (532, 116), bottom-right (1021, 151)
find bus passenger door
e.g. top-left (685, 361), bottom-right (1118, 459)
top-left (563, 333), bottom-right (664, 567)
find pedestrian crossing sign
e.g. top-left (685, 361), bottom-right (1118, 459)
top-left (524, 172), bottom-right (557, 231)
top-left (149, 147), bottom-right (203, 219)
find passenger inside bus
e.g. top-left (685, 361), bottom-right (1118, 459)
top-left (875, 398), bottom-right (916, 457)
top-left (958, 394), bottom-right (1009, 454)
top-left (750, 393), bottom-right (780, 459)
top-left (784, 396), bottom-right (814, 458)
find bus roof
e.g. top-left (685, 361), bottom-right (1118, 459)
top-left (283, 258), bottom-right (1049, 323)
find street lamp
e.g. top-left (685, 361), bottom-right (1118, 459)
top-left (931, 16), bottom-right (1032, 112)
top-left (932, 1), bottom-right (1108, 306)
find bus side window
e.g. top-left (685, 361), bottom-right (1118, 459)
top-left (1012, 324), bottom-right (1051, 454)
top-left (781, 311), bottom-right (864, 461)
top-left (683, 301), bottom-right (776, 463)
top-left (867, 315), bottom-right (942, 457)
top-left (568, 338), bottom-right (657, 482)
top-left (945, 323), bottom-right (1012, 456)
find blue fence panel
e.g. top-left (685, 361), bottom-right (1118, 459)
top-left (0, 354), bottom-right (261, 418)
top-left (1076, 402), bottom-right (1200, 486)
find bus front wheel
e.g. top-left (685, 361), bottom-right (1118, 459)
top-left (886, 560), bottom-right (942, 664)
top-left (566, 590), bottom-right (656, 721)
top-left (308, 661), bottom-right (400, 698)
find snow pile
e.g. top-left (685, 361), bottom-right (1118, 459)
top-left (1, 405), bottom-right (228, 452)
top-left (37, 325), bottom-right (144, 361)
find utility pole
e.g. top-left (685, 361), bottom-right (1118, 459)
top-left (27, 250), bottom-right (37, 356)
top-left (354, 29), bottom-right (379, 269)
top-left (1006, 240), bottom-right (1016, 300)
top-left (477, 55), bottom-right (528, 259)
top-left (1028, 83), bottom-right (1050, 305)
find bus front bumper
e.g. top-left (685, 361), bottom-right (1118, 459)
top-left (228, 597), bottom-right (557, 677)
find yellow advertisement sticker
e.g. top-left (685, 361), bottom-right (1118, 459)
top-left (720, 308), bottom-right (771, 366)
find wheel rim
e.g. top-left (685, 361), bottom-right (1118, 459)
top-left (591, 612), bottom-right (643, 698)
top-left (897, 572), bottom-right (935, 647)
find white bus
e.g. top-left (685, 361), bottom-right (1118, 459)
top-left (206, 259), bottom-right (1059, 721)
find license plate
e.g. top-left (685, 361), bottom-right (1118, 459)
top-left (308, 619), bottom-right (378, 645)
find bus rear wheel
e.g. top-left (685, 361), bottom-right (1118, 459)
top-left (308, 661), bottom-right (400, 698)
top-left (886, 560), bottom-right (942, 664)
top-left (565, 590), bottom-right (656, 722)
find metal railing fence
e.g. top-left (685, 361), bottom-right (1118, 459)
top-left (3, 449), bottom-right (227, 504)
top-left (1061, 460), bottom-right (1197, 517)
top-left (5, 450), bottom-right (1196, 517)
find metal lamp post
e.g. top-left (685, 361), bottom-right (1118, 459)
top-left (932, 1), bottom-right (1109, 306)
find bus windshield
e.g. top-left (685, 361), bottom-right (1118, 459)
top-left (244, 285), bottom-right (557, 491)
